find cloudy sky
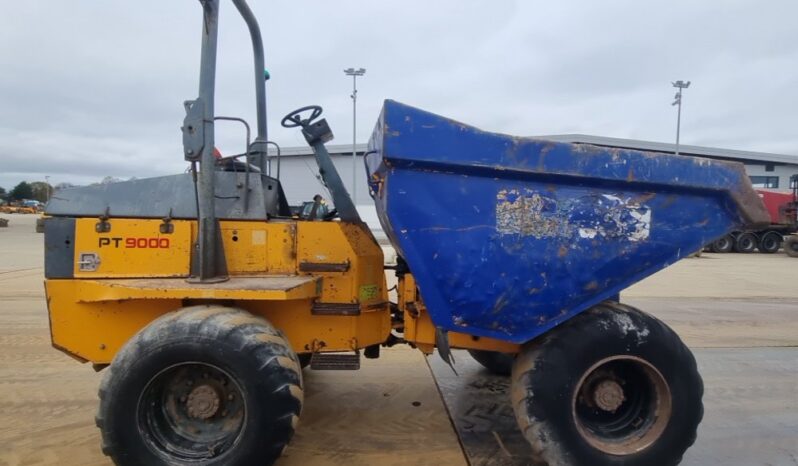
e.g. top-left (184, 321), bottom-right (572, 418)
top-left (2, 0), bottom-right (797, 190)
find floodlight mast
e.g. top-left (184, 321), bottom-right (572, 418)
top-left (671, 80), bottom-right (691, 157)
top-left (344, 67), bottom-right (366, 205)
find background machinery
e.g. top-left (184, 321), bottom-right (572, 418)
top-left (707, 175), bottom-right (798, 256)
top-left (0, 200), bottom-right (40, 214)
top-left (41, 1), bottom-right (770, 465)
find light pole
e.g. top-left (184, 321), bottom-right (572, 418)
top-left (344, 67), bottom-right (365, 204)
top-left (671, 80), bottom-right (691, 156)
top-left (44, 176), bottom-right (51, 203)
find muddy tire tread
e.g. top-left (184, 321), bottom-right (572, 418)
top-left (97, 305), bottom-right (302, 466)
top-left (511, 302), bottom-right (703, 466)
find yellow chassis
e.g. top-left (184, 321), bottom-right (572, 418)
top-left (45, 217), bottom-right (517, 364)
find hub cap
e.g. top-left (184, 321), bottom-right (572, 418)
top-left (572, 356), bottom-right (671, 455)
top-left (593, 380), bottom-right (625, 412)
top-left (187, 385), bottom-right (221, 420)
top-left (138, 363), bottom-right (245, 461)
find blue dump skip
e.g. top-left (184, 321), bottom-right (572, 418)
top-left (367, 100), bottom-right (769, 344)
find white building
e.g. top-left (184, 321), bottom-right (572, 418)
top-left (539, 134), bottom-right (798, 191)
top-left (267, 143), bottom-right (371, 206)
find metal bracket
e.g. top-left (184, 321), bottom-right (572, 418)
top-left (95, 207), bottom-right (111, 233)
top-left (299, 260), bottom-right (351, 273)
top-left (435, 327), bottom-right (458, 375)
top-left (182, 98), bottom-right (206, 161)
top-left (160, 209), bottom-right (175, 234)
top-left (406, 302), bottom-right (420, 318)
top-left (309, 351), bottom-right (361, 370)
top-left (311, 302), bottom-right (360, 316)
top-left (301, 119), bottom-right (334, 145)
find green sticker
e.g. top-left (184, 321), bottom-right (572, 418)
top-left (359, 284), bottom-right (379, 301)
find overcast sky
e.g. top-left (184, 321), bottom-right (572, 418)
top-left (2, 0), bottom-right (797, 190)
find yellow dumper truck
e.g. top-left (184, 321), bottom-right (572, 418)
top-left (42, 1), bottom-right (768, 465)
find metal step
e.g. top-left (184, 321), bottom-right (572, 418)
top-left (310, 352), bottom-right (361, 370)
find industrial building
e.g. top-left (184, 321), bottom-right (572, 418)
top-left (268, 143), bottom-right (372, 206)
top-left (270, 136), bottom-right (798, 208)
top-left (540, 135), bottom-right (798, 191)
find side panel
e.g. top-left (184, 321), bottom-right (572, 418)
top-left (69, 219), bottom-right (297, 278)
top-left (72, 218), bottom-right (193, 278)
top-left (46, 280), bottom-right (181, 362)
top-left (399, 274), bottom-right (518, 354)
top-left (220, 221), bottom-right (296, 274)
top-left (242, 301), bottom-right (391, 354)
top-left (45, 219), bottom-right (391, 364)
top-left (45, 287), bottom-right (390, 364)
top-left (44, 217), bottom-right (76, 278)
top-left (296, 222), bottom-right (387, 310)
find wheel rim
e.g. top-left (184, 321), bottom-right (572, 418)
top-left (572, 356), bottom-right (671, 455)
top-left (762, 236), bottom-right (779, 252)
top-left (138, 362), bottom-right (246, 461)
top-left (739, 237), bottom-right (754, 251)
top-left (715, 238), bottom-right (731, 251)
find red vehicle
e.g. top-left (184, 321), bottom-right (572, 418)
top-left (708, 174), bottom-right (798, 256)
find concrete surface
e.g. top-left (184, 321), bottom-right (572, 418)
top-left (431, 347), bottom-right (798, 466)
top-left (282, 347), bottom-right (466, 466)
top-left (623, 252), bottom-right (798, 299)
top-left (1, 213), bottom-right (797, 465)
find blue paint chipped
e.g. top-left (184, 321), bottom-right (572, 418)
top-left (495, 189), bottom-right (651, 242)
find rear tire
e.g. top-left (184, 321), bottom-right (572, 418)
top-left (710, 235), bottom-right (733, 253)
top-left (467, 349), bottom-right (514, 376)
top-left (96, 306), bottom-right (303, 466)
top-left (511, 303), bottom-right (703, 466)
top-left (785, 235), bottom-right (798, 258)
top-left (758, 231), bottom-right (782, 254)
top-left (733, 232), bottom-right (757, 253)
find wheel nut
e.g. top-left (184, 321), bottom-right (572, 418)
top-left (186, 385), bottom-right (220, 420)
top-left (593, 380), bottom-right (625, 412)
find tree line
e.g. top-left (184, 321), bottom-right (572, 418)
top-left (0, 181), bottom-right (74, 202)
top-left (0, 178), bottom-right (123, 204)
top-left (0, 181), bottom-right (57, 203)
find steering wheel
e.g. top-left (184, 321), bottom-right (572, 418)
top-left (281, 105), bottom-right (323, 128)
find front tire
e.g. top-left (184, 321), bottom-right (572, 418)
top-left (511, 303), bottom-right (703, 466)
top-left (96, 306), bottom-right (303, 466)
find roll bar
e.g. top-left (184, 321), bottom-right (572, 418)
top-left (182, 0), bottom-right (269, 282)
